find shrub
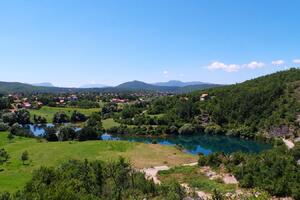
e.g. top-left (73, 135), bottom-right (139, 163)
top-left (178, 124), bottom-right (196, 135)
top-left (0, 122), bottom-right (9, 131)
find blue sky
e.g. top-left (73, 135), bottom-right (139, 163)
top-left (0, 0), bottom-right (299, 87)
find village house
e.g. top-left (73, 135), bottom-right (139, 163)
top-left (200, 93), bottom-right (209, 101)
top-left (22, 102), bottom-right (32, 109)
top-left (111, 98), bottom-right (127, 103)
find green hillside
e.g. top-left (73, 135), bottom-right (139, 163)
top-left (141, 68), bottom-right (300, 138)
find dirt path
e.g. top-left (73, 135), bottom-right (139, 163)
top-left (141, 165), bottom-right (170, 184)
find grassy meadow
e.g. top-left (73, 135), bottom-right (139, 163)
top-left (102, 118), bottom-right (120, 129)
top-left (0, 131), bottom-right (196, 192)
top-left (29, 106), bottom-right (120, 129)
top-left (29, 106), bottom-right (100, 122)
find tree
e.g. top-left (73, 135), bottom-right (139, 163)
top-left (33, 115), bottom-right (47, 124)
top-left (21, 151), bottom-right (29, 165)
top-left (44, 126), bottom-right (58, 142)
top-left (15, 109), bottom-right (31, 124)
top-left (0, 149), bottom-right (9, 165)
top-left (57, 126), bottom-right (76, 141)
top-left (70, 111), bottom-right (87, 122)
top-left (10, 123), bottom-right (32, 137)
top-left (2, 113), bottom-right (17, 126)
top-left (0, 97), bottom-right (11, 110)
top-left (77, 126), bottom-right (99, 141)
top-left (0, 122), bottom-right (9, 131)
top-left (178, 124), bottom-right (196, 135)
top-left (86, 113), bottom-right (103, 130)
top-left (53, 112), bottom-right (70, 123)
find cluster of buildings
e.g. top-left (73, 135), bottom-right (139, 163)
top-left (8, 95), bottom-right (43, 112)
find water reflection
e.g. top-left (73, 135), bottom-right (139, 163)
top-left (28, 124), bottom-right (271, 155)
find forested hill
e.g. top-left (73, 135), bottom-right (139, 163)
top-left (195, 68), bottom-right (300, 137)
top-left (144, 68), bottom-right (300, 138)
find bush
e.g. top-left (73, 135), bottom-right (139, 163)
top-left (0, 122), bottom-right (9, 131)
top-left (53, 112), bottom-right (70, 124)
top-left (178, 124), bottom-right (195, 135)
top-left (10, 123), bottom-right (33, 137)
top-left (77, 126), bottom-right (99, 141)
top-left (44, 126), bottom-right (58, 142)
top-left (57, 126), bottom-right (76, 141)
top-left (70, 111), bottom-right (87, 122)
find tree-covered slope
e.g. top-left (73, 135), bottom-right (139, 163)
top-left (141, 68), bottom-right (300, 138)
top-left (198, 68), bottom-right (300, 136)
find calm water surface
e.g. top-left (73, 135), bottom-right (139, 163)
top-left (28, 124), bottom-right (271, 155)
top-left (102, 134), bottom-right (271, 155)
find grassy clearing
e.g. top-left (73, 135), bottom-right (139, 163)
top-left (0, 131), bottom-right (196, 192)
top-left (29, 106), bottom-right (101, 122)
top-left (158, 166), bottom-right (236, 194)
top-left (102, 118), bottom-right (120, 129)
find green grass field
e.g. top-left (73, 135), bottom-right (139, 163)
top-left (102, 118), bottom-right (120, 129)
top-left (158, 166), bottom-right (237, 194)
top-left (0, 131), bottom-right (196, 192)
top-left (29, 106), bottom-right (120, 129)
top-left (29, 106), bottom-right (101, 122)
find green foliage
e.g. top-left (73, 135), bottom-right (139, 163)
top-left (33, 115), bottom-right (47, 124)
top-left (57, 126), bottom-right (76, 141)
top-left (7, 133), bottom-right (14, 142)
top-left (43, 126), bottom-right (58, 141)
top-left (178, 123), bottom-right (196, 135)
top-left (0, 149), bottom-right (9, 165)
top-left (0, 97), bottom-right (11, 110)
top-left (291, 142), bottom-right (300, 160)
top-left (200, 68), bottom-right (300, 136)
top-left (53, 111), bottom-right (70, 123)
top-left (212, 189), bottom-right (224, 200)
top-left (204, 147), bottom-right (300, 199)
top-left (160, 179), bottom-right (186, 200)
top-left (14, 110), bottom-right (30, 125)
top-left (10, 123), bottom-right (33, 138)
top-left (0, 123), bottom-right (9, 131)
top-left (146, 68), bottom-right (300, 136)
top-left (21, 151), bottom-right (29, 165)
top-left (70, 111), bottom-right (87, 122)
top-left (2, 110), bottom-right (31, 126)
top-left (68, 100), bottom-right (100, 109)
top-left (0, 158), bottom-right (186, 199)
top-left (198, 152), bottom-right (226, 168)
top-left (77, 126), bottom-right (99, 141)
top-left (86, 112), bottom-right (102, 130)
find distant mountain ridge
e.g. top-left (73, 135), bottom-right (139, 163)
top-left (153, 80), bottom-right (208, 87)
top-left (116, 80), bottom-right (221, 93)
top-left (0, 80), bottom-right (221, 94)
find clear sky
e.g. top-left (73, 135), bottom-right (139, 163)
top-left (0, 0), bottom-right (299, 87)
